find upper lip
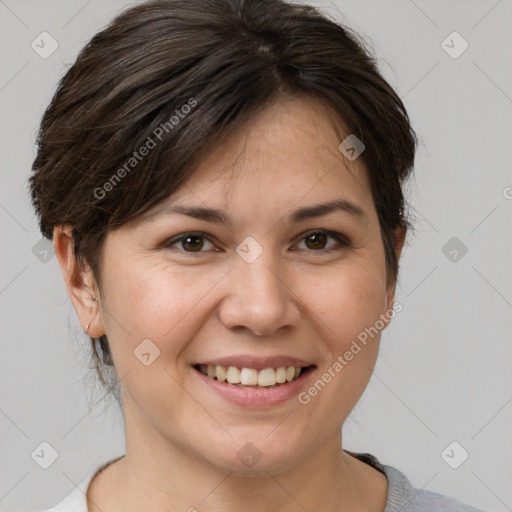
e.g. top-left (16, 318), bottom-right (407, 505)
top-left (193, 355), bottom-right (314, 371)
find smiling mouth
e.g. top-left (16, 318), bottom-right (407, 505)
top-left (193, 364), bottom-right (316, 389)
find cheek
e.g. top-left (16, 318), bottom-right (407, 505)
top-left (306, 257), bottom-right (388, 345)
top-left (98, 261), bottom-right (211, 414)
top-left (99, 257), bottom-right (225, 356)
top-left (117, 265), bottom-right (184, 335)
top-left (289, 263), bottom-right (387, 438)
top-left (299, 262), bottom-right (387, 401)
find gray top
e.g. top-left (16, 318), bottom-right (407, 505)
top-left (35, 452), bottom-right (486, 511)
top-left (345, 451), bottom-right (485, 511)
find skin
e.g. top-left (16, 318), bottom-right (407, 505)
top-left (54, 95), bottom-right (405, 512)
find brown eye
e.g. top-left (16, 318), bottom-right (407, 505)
top-left (296, 230), bottom-right (350, 252)
top-left (181, 235), bottom-right (204, 252)
top-left (304, 232), bottom-right (328, 250)
top-left (164, 232), bottom-right (215, 253)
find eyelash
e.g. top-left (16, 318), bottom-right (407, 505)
top-left (162, 229), bottom-right (351, 255)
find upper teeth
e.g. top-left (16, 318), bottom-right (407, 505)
top-left (198, 365), bottom-right (302, 386)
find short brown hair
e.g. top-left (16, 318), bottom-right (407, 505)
top-left (28, 0), bottom-right (418, 399)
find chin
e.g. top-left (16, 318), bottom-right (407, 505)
top-left (213, 454), bottom-right (301, 478)
top-left (198, 436), bottom-right (306, 477)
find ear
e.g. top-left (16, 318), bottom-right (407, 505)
top-left (385, 224), bottom-right (406, 313)
top-left (53, 225), bottom-right (105, 338)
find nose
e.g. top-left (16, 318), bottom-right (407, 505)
top-left (218, 252), bottom-right (302, 337)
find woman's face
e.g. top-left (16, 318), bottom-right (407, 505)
top-left (73, 96), bottom-right (401, 475)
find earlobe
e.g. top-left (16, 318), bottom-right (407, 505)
top-left (53, 225), bottom-right (104, 337)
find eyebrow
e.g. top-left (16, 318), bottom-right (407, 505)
top-left (140, 198), bottom-right (367, 227)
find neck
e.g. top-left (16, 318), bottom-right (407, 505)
top-left (88, 440), bottom-right (387, 512)
top-left (87, 400), bottom-right (387, 512)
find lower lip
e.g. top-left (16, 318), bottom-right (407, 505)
top-left (192, 366), bottom-right (316, 407)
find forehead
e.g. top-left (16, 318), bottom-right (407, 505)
top-left (134, 95), bottom-right (377, 231)
top-left (182, 96), bottom-right (370, 201)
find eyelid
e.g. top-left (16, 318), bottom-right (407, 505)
top-left (163, 229), bottom-right (352, 254)
top-left (297, 228), bottom-right (352, 247)
top-left (162, 231), bottom-right (218, 250)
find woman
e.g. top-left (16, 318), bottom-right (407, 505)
top-left (29, 0), bottom-right (485, 510)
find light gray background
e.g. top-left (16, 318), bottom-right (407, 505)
top-left (1, 0), bottom-right (511, 511)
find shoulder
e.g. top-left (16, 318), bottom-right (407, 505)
top-left (33, 457), bottom-right (122, 512)
top-left (32, 475), bottom-right (92, 512)
top-left (345, 450), bottom-right (487, 512)
top-left (382, 464), bottom-right (487, 512)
